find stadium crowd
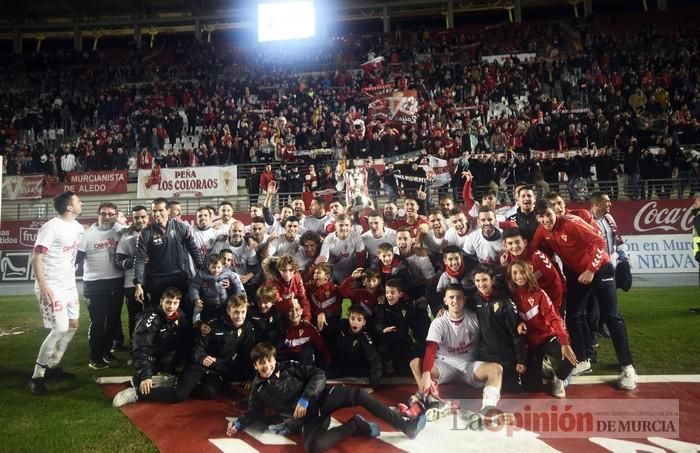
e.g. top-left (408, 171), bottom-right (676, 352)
top-left (1, 11), bottom-right (699, 201)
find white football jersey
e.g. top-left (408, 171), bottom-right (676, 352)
top-left (462, 229), bottom-right (504, 266)
top-left (34, 217), bottom-right (84, 291)
top-left (444, 227), bottom-right (469, 249)
top-left (361, 228), bottom-right (397, 257)
top-left (320, 230), bottom-right (365, 281)
top-left (426, 311), bottom-right (480, 362)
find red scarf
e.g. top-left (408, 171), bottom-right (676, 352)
top-left (381, 257), bottom-right (402, 275)
top-left (445, 262), bottom-right (465, 279)
top-left (167, 310), bottom-right (180, 321)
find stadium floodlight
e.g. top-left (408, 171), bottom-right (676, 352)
top-left (257, 1), bottom-right (316, 42)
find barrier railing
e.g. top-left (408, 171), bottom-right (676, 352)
top-left (2, 177), bottom-right (697, 221)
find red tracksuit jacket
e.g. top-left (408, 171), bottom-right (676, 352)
top-left (338, 276), bottom-right (380, 316)
top-left (529, 214), bottom-right (610, 274)
top-left (282, 323), bottom-right (332, 364)
top-left (306, 280), bottom-right (340, 319)
top-left (504, 249), bottom-right (564, 312)
top-left (267, 273), bottom-right (311, 322)
top-left (512, 286), bottom-right (570, 349)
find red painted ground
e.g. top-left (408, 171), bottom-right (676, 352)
top-left (102, 381), bottom-right (700, 452)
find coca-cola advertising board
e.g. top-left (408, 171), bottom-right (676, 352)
top-left (569, 199), bottom-right (697, 274)
top-left (570, 199), bottom-right (695, 235)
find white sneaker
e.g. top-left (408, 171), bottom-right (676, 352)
top-left (570, 359), bottom-right (592, 376)
top-left (552, 377), bottom-right (567, 398)
top-left (618, 365), bottom-right (637, 390)
top-left (112, 387), bottom-right (138, 407)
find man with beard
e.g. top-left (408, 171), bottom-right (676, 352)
top-left (507, 185), bottom-right (538, 241)
top-left (213, 201), bottom-right (236, 237)
top-left (114, 205), bottom-right (150, 349)
top-left (210, 220), bottom-right (261, 294)
top-left (463, 207), bottom-right (505, 267)
top-left (191, 207), bottom-right (222, 259)
top-left (77, 202), bottom-right (126, 370)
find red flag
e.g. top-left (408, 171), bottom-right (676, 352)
top-left (360, 56), bottom-right (385, 72)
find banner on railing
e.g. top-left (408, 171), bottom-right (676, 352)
top-left (42, 170), bottom-right (128, 197)
top-left (1, 175), bottom-right (43, 200)
top-left (136, 165), bottom-right (238, 199)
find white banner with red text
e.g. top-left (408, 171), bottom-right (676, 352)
top-left (136, 165), bottom-right (238, 199)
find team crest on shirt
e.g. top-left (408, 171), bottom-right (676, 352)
top-left (493, 302), bottom-right (500, 312)
top-left (561, 234), bottom-right (568, 242)
top-left (237, 328), bottom-right (242, 336)
top-left (298, 328), bottom-right (304, 337)
top-left (528, 297), bottom-right (535, 307)
top-left (401, 309), bottom-right (407, 317)
top-left (352, 340), bottom-right (358, 348)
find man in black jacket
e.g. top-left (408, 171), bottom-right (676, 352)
top-left (113, 295), bottom-right (256, 406)
top-left (112, 287), bottom-right (190, 406)
top-left (134, 197), bottom-right (203, 313)
top-left (226, 342), bottom-right (426, 453)
top-left (246, 166), bottom-right (261, 207)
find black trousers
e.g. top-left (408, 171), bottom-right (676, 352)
top-left (303, 386), bottom-right (407, 453)
top-left (145, 272), bottom-right (191, 315)
top-left (564, 263), bottom-right (633, 367)
top-left (85, 278), bottom-right (124, 362)
top-left (524, 337), bottom-right (576, 389)
top-left (139, 364), bottom-right (234, 403)
top-left (124, 287), bottom-right (144, 341)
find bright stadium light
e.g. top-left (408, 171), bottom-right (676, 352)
top-left (257, 1), bottom-right (316, 42)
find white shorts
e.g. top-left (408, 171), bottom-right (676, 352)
top-left (434, 356), bottom-right (485, 389)
top-left (35, 285), bottom-right (80, 331)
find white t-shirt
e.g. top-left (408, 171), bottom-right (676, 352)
top-left (192, 226), bottom-right (221, 258)
top-left (320, 230), bottom-right (365, 281)
top-left (422, 230), bottom-right (447, 255)
top-left (444, 227), bottom-right (470, 249)
top-left (268, 235), bottom-right (300, 257)
top-left (34, 217), bottom-right (84, 291)
top-left (79, 223), bottom-right (124, 281)
top-left (362, 228), bottom-right (397, 257)
top-left (210, 240), bottom-right (258, 276)
top-left (302, 215), bottom-right (330, 236)
top-left (426, 311), bottom-right (480, 362)
top-left (116, 228), bottom-right (139, 288)
top-left (462, 230), bottom-right (504, 266)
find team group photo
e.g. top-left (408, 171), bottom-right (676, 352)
top-left (1, 0), bottom-right (699, 452)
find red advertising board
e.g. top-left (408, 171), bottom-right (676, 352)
top-left (42, 170), bottom-right (128, 197)
top-left (569, 199), bottom-right (696, 235)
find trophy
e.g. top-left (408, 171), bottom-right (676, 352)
top-left (344, 164), bottom-right (370, 212)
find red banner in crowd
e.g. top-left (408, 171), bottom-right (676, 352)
top-left (1, 175), bottom-right (44, 200)
top-left (569, 199), bottom-right (696, 235)
top-left (42, 170), bottom-right (128, 197)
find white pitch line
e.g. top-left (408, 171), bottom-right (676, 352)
top-left (98, 375), bottom-right (700, 385)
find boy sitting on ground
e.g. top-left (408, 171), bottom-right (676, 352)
top-left (226, 342), bottom-right (427, 452)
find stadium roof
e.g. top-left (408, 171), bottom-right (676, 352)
top-left (0, 0), bottom-right (574, 31)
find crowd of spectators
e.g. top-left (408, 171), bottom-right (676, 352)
top-left (0, 9), bottom-right (698, 199)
